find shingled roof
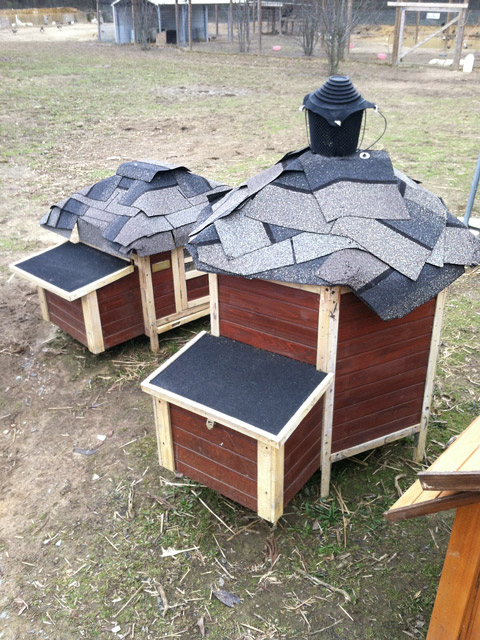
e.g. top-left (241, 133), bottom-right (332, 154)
top-left (40, 161), bottom-right (230, 257)
top-left (187, 148), bottom-right (480, 320)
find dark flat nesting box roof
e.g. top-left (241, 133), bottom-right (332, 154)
top-left (150, 334), bottom-right (327, 436)
top-left (40, 160), bottom-right (230, 257)
top-left (188, 149), bottom-right (480, 320)
top-left (14, 242), bottom-right (129, 294)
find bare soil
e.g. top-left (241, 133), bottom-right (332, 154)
top-left (0, 34), bottom-right (479, 640)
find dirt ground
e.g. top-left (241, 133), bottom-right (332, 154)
top-left (0, 32), bottom-right (479, 640)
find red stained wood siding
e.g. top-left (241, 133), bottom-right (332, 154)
top-left (45, 290), bottom-right (88, 347)
top-left (284, 399), bottom-right (323, 506)
top-left (333, 293), bottom-right (435, 453)
top-left (218, 275), bottom-right (319, 365)
top-left (150, 252), bottom-right (176, 319)
top-left (217, 277), bottom-right (436, 455)
top-left (170, 405), bottom-right (258, 511)
top-left (187, 274), bottom-right (209, 301)
top-left (97, 269), bottom-right (145, 350)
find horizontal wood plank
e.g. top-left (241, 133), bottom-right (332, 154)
top-left (220, 320), bottom-right (317, 365)
top-left (176, 459), bottom-right (258, 511)
top-left (170, 405), bottom-right (257, 460)
top-left (175, 443), bottom-right (258, 499)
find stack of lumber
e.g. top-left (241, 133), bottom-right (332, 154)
top-left (386, 415), bottom-right (480, 639)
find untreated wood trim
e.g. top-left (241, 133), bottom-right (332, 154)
top-left (331, 423), bottom-right (422, 463)
top-left (414, 289), bottom-right (447, 462)
top-left (209, 274), bottom-right (220, 337)
top-left (187, 295), bottom-right (210, 309)
top-left (81, 290), bottom-right (105, 354)
top-left (171, 247), bottom-right (188, 313)
top-left (268, 280), bottom-right (350, 296)
top-left (316, 286), bottom-right (340, 373)
top-left (151, 259), bottom-right (171, 273)
top-left (37, 286), bottom-right (50, 322)
top-left (185, 268), bottom-right (206, 281)
top-left (277, 373), bottom-right (334, 445)
top-left (320, 377), bottom-right (335, 497)
top-left (137, 255), bottom-right (159, 352)
top-left (157, 305), bottom-right (210, 335)
top-left (257, 441), bottom-right (284, 523)
top-left (153, 397), bottom-right (175, 471)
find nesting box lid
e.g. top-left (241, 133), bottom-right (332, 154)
top-left (187, 148), bottom-right (480, 320)
top-left (41, 160), bottom-right (230, 257)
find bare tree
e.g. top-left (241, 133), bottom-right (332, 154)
top-left (235, 0), bottom-right (251, 53)
top-left (294, 0), bottom-right (321, 57)
top-left (320, 0), bottom-right (378, 74)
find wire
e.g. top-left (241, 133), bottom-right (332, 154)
top-left (363, 108), bottom-right (388, 151)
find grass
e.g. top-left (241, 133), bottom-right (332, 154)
top-left (1, 37), bottom-right (480, 640)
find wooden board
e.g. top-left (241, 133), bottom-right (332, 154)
top-left (385, 479), bottom-right (480, 523)
top-left (427, 502), bottom-right (480, 640)
top-left (418, 415), bottom-right (480, 491)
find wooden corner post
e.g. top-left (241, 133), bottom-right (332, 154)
top-left (414, 288), bottom-right (447, 462)
top-left (137, 255), bottom-right (160, 353)
top-left (37, 286), bottom-right (50, 322)
top-left (317, 286), bottom-right (340, 498)
top-left (257, 441), bottom-right (284, 523)
top-left (82, 290), bottom-right (105, 354)
top-left (153, 397), bottom-right (175, 472)
top-left (209, 273), bottom-right (220, 336)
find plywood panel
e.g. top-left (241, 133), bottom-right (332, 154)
top-left (186, 274), bottom-right (209, 301)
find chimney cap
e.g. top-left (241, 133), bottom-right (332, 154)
top-left (303, 75), bottom-right (375, 126)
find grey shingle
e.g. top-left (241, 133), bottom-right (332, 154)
top-left (444, 228), bottom-right (480, 265)
top-left (127, 188), bottom-right (189, 218)
top-left (245, 184), bottom-right (332, 233)
top-left (166, 203), bottom-right (206, 228)
top-left (117, 160), bottom-right (177, 182)
top-left (316, 248), bottom-right (389, 290)
top-left (332, 217), bottom-right (431, 280)
top-left (381, 199), bottom-right (444, 249)
top-left (114, 212), bottom-right (173, 246)
top-left (314, 182), bottom-right (409, 222)
top-left (198, 239), bottom-right (294, 277)
top-left (293, 232), bottom-right (360, 263)
top-left (357, 263), bottom-right (465, 320)
top-left (125, 231), bottom-right (176, 256)
top-left (245, 164), bottom-right (283, 194)
top-left (215, 212), bottom-right (271, 259)
top-left (426, 229), bottom-right (446, 268)
top-left (86, 175), bottom-right (122, 202)
top-left (404, 184), bottom-right (448, 219)
top-left (301, 149), bottom-right (396, 191)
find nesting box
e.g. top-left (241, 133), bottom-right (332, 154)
top-left (10, 161), bottom-right (229, 353)
top-left (141, 79), bottom-right (480, 521)
top-left (11, 242), bottom-right (209, 354)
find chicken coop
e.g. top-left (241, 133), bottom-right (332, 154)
top-left (11, 161), bottom-right (229, 353)
top-left (141, 77), bottom-right (480, 522)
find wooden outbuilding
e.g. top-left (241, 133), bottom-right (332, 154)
top-left (386, 415), bottom-right (480, 639)
top-left (11, 161), bottom-right (229, 353)
top-left (141, 77), bottom-right (480, 521)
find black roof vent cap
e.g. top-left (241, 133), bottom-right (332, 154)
top-left (303, 75), bottom-right (375, 127)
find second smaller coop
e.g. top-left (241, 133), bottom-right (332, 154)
top-left (10, 161), bottom-right (229, 353)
